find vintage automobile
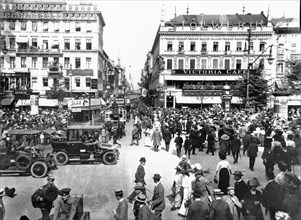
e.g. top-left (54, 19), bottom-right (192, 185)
top-left (0, 129), bottom-right (57, 178)
top-left (51, 125), bottom-right (120, 165)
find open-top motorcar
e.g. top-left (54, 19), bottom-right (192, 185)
top-left (51, 125), bottom-right (120, 165)
top-left (0, 129), bottom-right (57, 178)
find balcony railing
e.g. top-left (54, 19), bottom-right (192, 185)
top-left (17, 48), bottom-right (63, 54)
top-left (48, 64), bottom-right (63, 77)
top-left (182, 89), bottom-right (240, 96)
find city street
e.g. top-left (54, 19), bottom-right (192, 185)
top-left (1, 119), bottom-right (300, 220)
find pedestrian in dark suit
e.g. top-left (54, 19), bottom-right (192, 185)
top-left (183, 135), bottom-right (192, 159)
top-left (233, 170), bottom-right (248, 219)
top-left (186, 190), bottom-right (209, 220)
top-left (206, 128), bottom-right (216, 156)
top-left (174, 133), bottom-right (183, 157)
top-left (189, 128), bottom-right (199, 155)
top-left (262, 172), bottom-right (281, 220)
top-left (209, 189), bottom-right (232, 220)
top-left (113, 190), bottom-right (128, 220)
top-left (135, 157), bottom-right (146, 186)
top-left (135, 194), bottom-right (152, 220)
top-left (148, 174), bottom-right (165, 220)
top-left (231, 134), bottom-right (241, 164)
top-left (163, 128), bottom-right (172, 152)
top-left (248, 135), bottom-right (259, 171)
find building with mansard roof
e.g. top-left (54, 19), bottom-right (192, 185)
top-left (0, 0), bottom-right (106, 107)
top-left (148, 12), bottom-right (277, 108)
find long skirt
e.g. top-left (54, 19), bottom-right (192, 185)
top-left (218, 167), bottom-right (230, 195)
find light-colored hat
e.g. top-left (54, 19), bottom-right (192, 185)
top-left (135, 194), bottom-right (147, 203)
top-left (221, 134), bottom-right (229, 140)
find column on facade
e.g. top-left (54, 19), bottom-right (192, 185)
top-left (196, 56), bottom-right (200, 69)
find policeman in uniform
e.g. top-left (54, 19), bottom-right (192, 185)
top-left (53, 188), bottom-right (77, 220)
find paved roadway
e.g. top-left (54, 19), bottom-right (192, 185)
top-left (1, 119), bottom-right (300, 220)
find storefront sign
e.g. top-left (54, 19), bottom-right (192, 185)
top-left (66, 69), bottom-right (93, 76)
top-left (172, 69), bottom-right (247, 75)
top-left (71, 108), bottom-right (82, 112)
top-left (68, 99), bottom-right (90, 108)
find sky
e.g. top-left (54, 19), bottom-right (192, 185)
top-left (69, 0), bottom-right (300, 89)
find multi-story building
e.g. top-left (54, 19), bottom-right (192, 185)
top-left (148, 12), bottom-right (276, 108)
top-left (0, 0), bottom-right (106, 107)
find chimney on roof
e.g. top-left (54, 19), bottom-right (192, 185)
top-left (174, 6), bottom-right (177, 18)
top-left (243, 5), bottom-right (245, 15)
top-left (186, 2), bottom-right (189, 15)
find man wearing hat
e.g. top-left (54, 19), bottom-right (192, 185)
top-left (209, 189), bottom-right (232, 220)
top-left (186, 190), bottom-right (209, 220)
top-left (148, 174), bottom-right (165, 219)
top-left (233, 171), bottom-right (248, 219)
top-left (32, 176), bottom-right (62, 220)
top-left (113, 190), bottom-right (128, 220)
top-left (127, 182), bottom-right (146, 204)
top-left (222, 187), bottom-right (242, 219)
top-left (135, 157), bottom-right (146, 186)
top-left (191, 168), bottom-right (213, 204)
top-left (133, 194), bottom-right (153, 220)
top-left (53, 188), bottom-right (77, 220)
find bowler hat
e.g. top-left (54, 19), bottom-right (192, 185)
top-left (135, 194), bottom-right (147, 203)
top-left (115, 190), bottom-right (123, 197)
top-left (152, 174), bottom-right (161, 180)
top-left (61, 188), bottom-right (71, 196)
top-left (139, 157), bottom-right (146, 162)
top-left (233, 171), bottom-right (244, 176)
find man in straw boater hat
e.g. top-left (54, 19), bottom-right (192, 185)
top-left (53, 188), bottom-right (77, 220)
top-left (133, 194), bottom-right (154, 220)
top-left (148, 174), bottom-right (165, 220)
top-left (113, 190), bottom-right (128, 220)
top-left (222, 186), bottom-right (242, 220)
top-left (31, 175), bottom-right (62, 220)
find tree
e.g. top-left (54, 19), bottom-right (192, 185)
top-left (46, 84), bottom-right (66, 102)
top-left (237, 64), bottom-right (269, 107)
top-left (285, 60), bottom-right (301, 95)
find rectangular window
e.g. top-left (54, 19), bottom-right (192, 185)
top-left (64, 57), bottom-right (70, 69)
top-left (178, 59), bottom-right (184, 69)
top-left (51, 40), bottom-right (59, 49)
top-left (224, 59), bottom-right (230, 69)
top-left (190, 59), bottom-right (195, 69)
top-left (65, 22), bottom-right (70, 33)
top-left (259, 42), bottom-right (265, 51)
top-left (75, 39), bottom-right (81, 50)
top-left (43, 78), bottom-right (48, 87)
top-left (86, 77), bottom-right (91, 87)
top-left (212, 59), bottom-right (219, 69)
top-left (225, 41), bottom-right (230, 51)
top-left (236, 59), bottom-right (242, 69)
top-left (190, 42), bottom-right (196, 51)
top-left (86, 39), bottom-right (92, 50)
top-left (53, 21), bottom-right (60, 32)
top-left (32, 21), bottom-right (37, 32)
top-left (167, 42), bottom-right (173, 51)
top-left (250, 42), bottom-right (254, 51)
top-left (213, 42), bottom-right (218, 51)
top-left (75, 57), bottom-right (81, 68)
top-left (9, 21), bottom-right (15, 30)
top-left (75, 77), bottom-right (80, 87)
top-left (31, 38), bottom-right (37, 48)
top-left (64, 78), bottom-right (70, 90)
top-left (42, 57), bottom-right (48, 68)
top-left (236, 42), bottom-right (242, 51)
top-left (167, 59), bottom-right (172, 69)
top-left (278, 63), bottom-right (284, 73)
top-left (32, 77), bottom-right (37, 84)
top-left (42, 40), bottom-right (48, 50)
top-left (201, 59), bottom-right (207, 69)
top-left (20, 21), bottom-right (26, 31)
top-left (21, 57), bottom-right (26, 68)
top-left (201, 42), bottom-right (207, 52)
top-left (179, 42), bottom-right (184, 52)
top-left (75, 22), bottom-right (81, 32)
top-left (86, 57), bottom-right (91, 69)
top-left (0, 21), bottom-right (4, 30)
top-left (0, 57), bottom-right (4, 69)
top-left (43, 22), bottom-right (48, 32)
top-left (9, 38), bottom-right (15, 49)
top-left (9, 57), bottom-right (15, 68)
top-left (64, 39), bottom-right (70, 50)
top-left (32, 57), bottom-right (37, 68)
top-left (86, 22), bottom-right (92, 32)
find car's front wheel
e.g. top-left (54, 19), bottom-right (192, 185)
top-left (102, 151), bottom-right (117, 165)
top-left (31, 161), bottom-right (48, 178)
top-left (54, 151), bottom-right (69, 166)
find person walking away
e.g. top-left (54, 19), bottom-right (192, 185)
top-left (261, 148), bottom-right (276, 178)
top-left (53, 188), bottom-right (77, 220)
top-left (148, 174), bottom-right (165, 220)
top-left (242, 177), bottom-right (264, 220)
top-left (206, 128), bottom-right (216, 156)
top-left (183, 135), bottom-right (192, 159)
top-left (113, 190), bottom-right (128, 220)
top-left (231, 134), bottom-right (241, 164)
top-left (174, 133), bottom-right (183, 157)
top-left (208, 189), bottom-right (232, 220)
top-left (135, 194), bottom-right (153, 220)
top-left (31, 176), bottom-right (62, 220)
top-left (151, 126), bottom-right (162, 152)
top-left (198, 124), bottom-right (207, 152)
top-left (186, 190), bottom-right (209, 220)
top-left (189, 127), bottom-right (199, 155)
top-left (222, 186), bottom-right (242, 220)
top-left (261, 172), bottom-right (281, 220)
top-left (248, 135), bottom-right (260, 171)
top-left (242, 131), bottom-right (251, 155)
top-left (163, 128), bottom-right (172, 152)
top-left (233, 171), bottom-right (248, 219)
top-left (214, 152), bottom-right (232, 195)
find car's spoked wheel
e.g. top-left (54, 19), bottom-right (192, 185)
top-left (102, 151), bottom-right (117, 165)
top-left (31, 161), bottom-right (48, 178)
top-left (55, 151), bottom-right (69, 166)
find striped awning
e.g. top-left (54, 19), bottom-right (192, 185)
top-left (1, 97), bottom-right (14, 106)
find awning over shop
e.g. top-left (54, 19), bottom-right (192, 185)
top-left (16, 99), bottom-right (31, 107)
top-left (165, 75), bottom-right (242, 81)
top-left (175, 96), bottom-right (243, 104)
top-left (39, 98), bottom-right (58, 107)
top-left (1, 97), bottom-right (14, 106)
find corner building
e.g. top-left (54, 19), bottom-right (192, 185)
top-left (150, 13), bottom-right (275, 108)
top-left (0, 0), bottom-right (105, 106)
